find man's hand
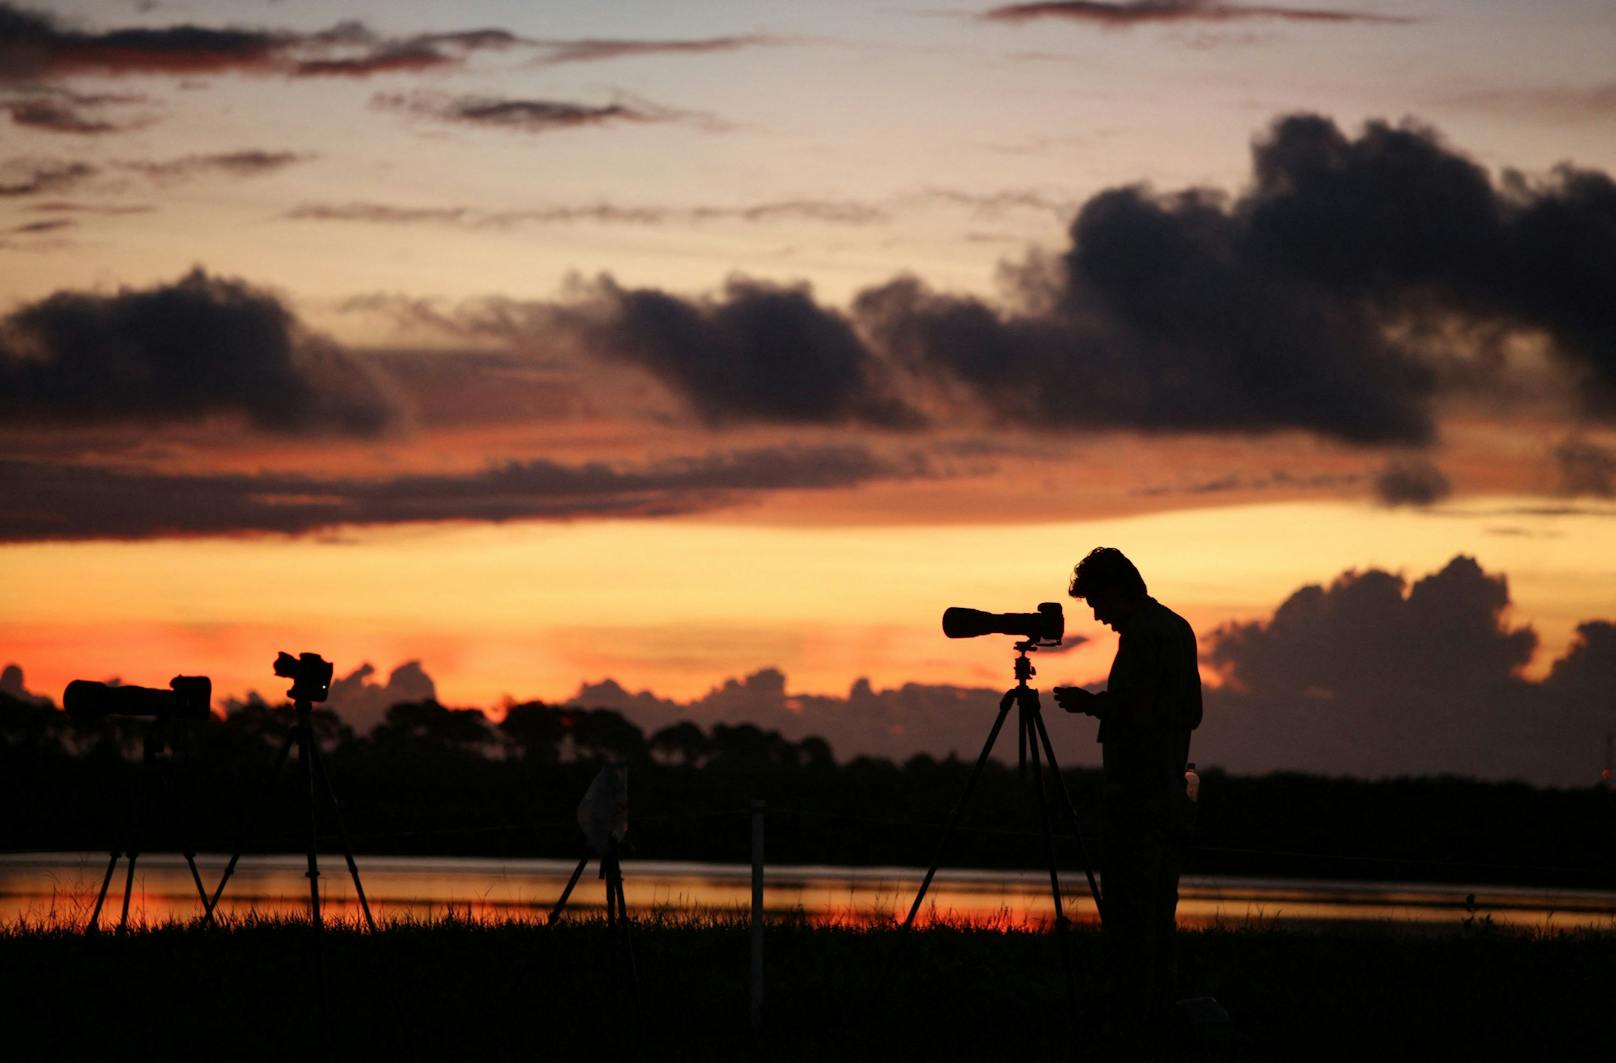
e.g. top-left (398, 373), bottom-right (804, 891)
top-left (1052, 685), bottom-right (1101, 716)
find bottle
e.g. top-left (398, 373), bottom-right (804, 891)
top-left (1184, 761), bottom-right (1200, 802)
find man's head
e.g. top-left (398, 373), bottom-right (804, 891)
top-left (1068, 547), bottom-right (1147, 631)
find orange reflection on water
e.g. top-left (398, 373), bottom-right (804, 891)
top-left (4, 855), bottom-right (1613, 933)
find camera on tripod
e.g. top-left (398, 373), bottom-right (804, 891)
top-left (941, 602), bottom-right (1063, 647)
top-left (63, 676), bottom-right (212, 721)
top-left (273, 651), bottom-right (333, 703)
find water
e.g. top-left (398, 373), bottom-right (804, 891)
top-left (4, 852), bottom-right (1613, 931)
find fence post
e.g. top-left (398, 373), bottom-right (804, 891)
top-left (750, 798), bottom-right (765, 1032)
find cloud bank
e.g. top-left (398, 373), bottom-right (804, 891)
top-left (982, 1), bottom-right (1413, 26)
top-left (0, 5), bottom-right (792, 83)
top-left (567, 557), bottom-right (1614, 784)
top-left (0, 445), bottom-right (932, 541)
top-left (360, 114), bottom-right (1615, 446)
top-left (0, 269), bottom-right (396, 434)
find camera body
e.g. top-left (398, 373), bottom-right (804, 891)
top-left (941, 602), bottom-right (1064, 646)
top-left (273, 652), bottom-right (334, 703)
top-left (64, 675), bottom-right (212, 721)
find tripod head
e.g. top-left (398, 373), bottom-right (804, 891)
top-left (1012, 639), bottom-right (1039, 687)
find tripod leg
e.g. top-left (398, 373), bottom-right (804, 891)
top-left (117, 852), bottom-right (140, 933)
top-left (161, 720), bottom-right (211, 911)
top-left (115, 738), bottom-right (161, 934)
top-left (900, 689), bottom-right (1016, 931)
top-left (613, 870), bottom-right (638, 988)
top-left (205, 728), bottom-right (297, 923)
top-left (1023, 698), bottom-right (1079, 1014)
top-left (307, 739), bottom-right (377, 931)
top-left (548, 856), bottom-right (590, 925)
top-left (1031, 709), bottom-right (1105, 922)
top-left (296, 724), bottom-right (323, 931)
top-left (87, 851), bottom-right (119, 933)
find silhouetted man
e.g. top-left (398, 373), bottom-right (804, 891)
top-left (1053, 547), bottom-right (1202, 1054)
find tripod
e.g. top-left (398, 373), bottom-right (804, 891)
top-left (204, 697), bottom-right (376, 931)
top-left (548, 765), bottom-right (638, 991)
top-left (87, 718), bottom-right (212, 934)
top-left (897, 640), bottom-right (1103, 1010)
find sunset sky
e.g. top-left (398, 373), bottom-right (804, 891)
top-left (2, 0), bottom-right (1613, 781)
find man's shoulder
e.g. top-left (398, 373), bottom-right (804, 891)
top-left (1142, 597), bottom-right (1196, 641)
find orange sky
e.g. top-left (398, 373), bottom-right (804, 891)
top-left (3, 0), bottom-right (1615, 735)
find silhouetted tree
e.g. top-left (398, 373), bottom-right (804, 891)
top-left (499, 701), bottom-right (568, 764)
top-left (371, 700), bottom-right (492, 756)
top-left (566, 707), bottom-right (646, 763)
top-left (650, 721), bottom-right (707, 767)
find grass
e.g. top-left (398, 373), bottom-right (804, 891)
top-left (3, 912), bottom-right (1613, 1061)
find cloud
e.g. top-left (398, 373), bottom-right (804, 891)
top-left (0, 158), bottom-right (95, 196)
top-left (981, 1), bottom-right (1414, 26)
top-left (0, 269), bottom-right (398, 435)
top-left (6, 218), bottom-right (74, 235)
top-left (570, 669), bottom-right (1035, 766)
top-left (23, 201), bottom-right (152, 215)
top-left (329, 116), bottom-right (1616, 447)
top-left (286, 197), bottom-right (889, 228)
top-left (852, 113), bottom-right (1616, 442)
top-left (323, 660), bottom-right (438, 733)
top-left (1198, 555), bottom-right (1614, 783)
top-left (0, 5), bottom-right (524, 82)
top-left (532, 34), bottom-right (796, 65)
top-left (0, 3), bottom-right (289, 79)
top-left (559, 275), bottom-right (923, 428)
top-left (0, 663), bottom-right (50, 707)
top-left (550, 556), bottom-right (1616, 783)
top-left (1553, 438), bottom-right (1616, 497)
top-left (1371, 457), bottom-right (1451, 506)
top-left (1134, 468), bottom-right (1361, 497)
top-left (2, 90), bottom-right (152, 134)
top-left (0, 444), bottom-right (934, 541)
top-left (371, 91), bottom-right (701, 134)
top-left (121, 149), bottom-right (311, 180)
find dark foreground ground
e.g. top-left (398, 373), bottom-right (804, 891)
top-left (3, 916), bottom-right (1612, 1061)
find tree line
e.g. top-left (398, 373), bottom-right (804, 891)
top-left (3, 689), bottom-right (1613, 889)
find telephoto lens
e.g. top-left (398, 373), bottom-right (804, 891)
top-left (941, 602), bottom-right (1064, 644)
top-left (63, 675), bottom-right (212, 720)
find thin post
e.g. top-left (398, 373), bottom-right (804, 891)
top-left (750, 799), bottom-right (765, 1032)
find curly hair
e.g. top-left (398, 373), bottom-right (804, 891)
top-left (1067, 546), bottom-right (1146, 601)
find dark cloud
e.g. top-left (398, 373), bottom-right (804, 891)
top-left (0, 3), bottom-right (287, 78)
top-left (371, 91), bottom-right (697, 134)
top-left (0, 5), bottom-right (523, 82)
top-left (1544, 621), bottom-right (1616, 709)
top-left (981, 1), bottom-right (1413, 26)
top-left (6, 217), bottom-right (74, 234)
top-left (121, 149), bottom-right (311, 180)
top-left (1134, 469), bottom-right (1361, 497)
top-left (24, 200), bottom-right (152, 214)
top-left (0, 663), bottom-right (50, 706)
top-left (0, 158), bottom-right (96, 196)
top-left (0, 444), bottom-right (933, 541)
top-left (2, 91), bottom-right (151, 134)
top-left (0, 269), bottom-right (397, 435)
top-left (852, 114), bottom-right (1616, 442)
top-left (291, 42), bottom-right (459, 78)
top-left (533, 34), bottom-right (795, 65)
top-left (1198, 555), bottom-right (1614, 783)
top-left (1371, 457), bottom-right (1451, 506)
top-left (561, 275), bottom-right (923, 428)
top-left (286, 198), bottom-right (888, 228)
top-left (323, 661), bottom-right (438, 733)
top-left (1553, 439), bottom-right (1616, 497)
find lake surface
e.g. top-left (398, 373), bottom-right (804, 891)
top-left (4, 852), bottom-right (1613, 931)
